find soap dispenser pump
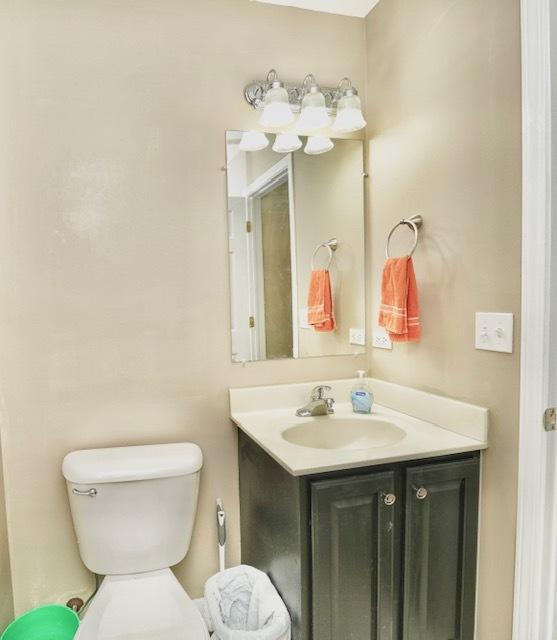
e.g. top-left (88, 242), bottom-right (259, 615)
top-left (351, 370), bottom-right (373, 414)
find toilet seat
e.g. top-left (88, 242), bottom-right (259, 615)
top-left (76, 568), bottom-right (210, 640)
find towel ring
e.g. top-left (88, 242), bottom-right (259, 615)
top-left (312, 238), bottom-right (338, 270)
top-left (385, 215), bottom-right (423, 259)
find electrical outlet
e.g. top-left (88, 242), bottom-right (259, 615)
top-left (349, 328), bottom-right (366, 346)
top-left (373, 329), bottom-right (393, 350)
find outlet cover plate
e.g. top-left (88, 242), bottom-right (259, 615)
top-left (475, 312), bottom-right (514, 353)
top-left (373, 329), bottom-right (393, 350)
top-left (349, 328), bottom-right (366, 346)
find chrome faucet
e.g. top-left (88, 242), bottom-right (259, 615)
top-left (296, 385), bottom-right (335, 417)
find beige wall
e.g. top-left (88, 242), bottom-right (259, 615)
top-left (246, 145), bottom-right (282, 184)
top-left (365, 1), bottom-right (522, 639)
top-left (0, 0), bottom-right (366, 613)
top-left (0, 0), bottom-right (522, 632)
top-left (0, 437), bottom-right (13, 632)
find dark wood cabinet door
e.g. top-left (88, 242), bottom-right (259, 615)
top-left (311, 471), bottom-right (399, 640)
top-left (403, 458), bottom-right (480, 640)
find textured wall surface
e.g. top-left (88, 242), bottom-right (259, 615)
top-left (0, 437), bottom-right (13, 632)
top-left (0, 0), bottom-right (365, 612)
top-left (0, 1), bottom-right (522, 635)
top-left (365, 1), bottom-right (522, 638)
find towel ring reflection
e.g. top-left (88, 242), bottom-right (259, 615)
top-left (312, 238), bottom-right (338, 270)
top-left (385, 215), bottom-right (423, 259)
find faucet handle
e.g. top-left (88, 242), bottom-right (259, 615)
top-left (311, 385), bottom-right (332, 400)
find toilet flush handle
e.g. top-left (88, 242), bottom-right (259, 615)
top-left (72, 488), bottom-right (98, 498)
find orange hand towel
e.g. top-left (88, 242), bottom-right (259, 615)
top-left (307, 270), bottom-right (336, 332)
top-left (378, 256), bottom-right (420, 342)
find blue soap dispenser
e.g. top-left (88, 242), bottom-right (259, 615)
top-left (351, 370), bottom-right (373, 414)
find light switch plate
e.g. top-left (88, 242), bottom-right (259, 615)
top-left (475, 312), bottom-right (514, 353)
top-left (349, 328), bottom-right (366, 346)
top-left (373, 328), bottom-right (393, 350)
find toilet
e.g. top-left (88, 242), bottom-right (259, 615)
top-left (62, 442), bottom-right (210, 640)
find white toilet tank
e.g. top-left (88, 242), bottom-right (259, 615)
top-left (63, 442), bottom-right (203, 576)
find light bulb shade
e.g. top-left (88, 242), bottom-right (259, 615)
top-left (272, 133), bottom-right (302, 153)
top-left (298, 90), bottom-right (331, 132)
top-left (239, 130), bottom-right (269, 152)
top-left (304, 136), bottom-right (334, 155)
top-left (332, 93), bottom-right (367, 133)
top-left (259, 84), bottom-right (294, 128)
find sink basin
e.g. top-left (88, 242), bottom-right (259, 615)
top-left (281, 417), bottom-right (406, 450)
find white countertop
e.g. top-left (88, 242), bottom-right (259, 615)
top-left (230, 378), bottom-right (488, 476)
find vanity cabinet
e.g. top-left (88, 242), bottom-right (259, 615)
top-left (238, 431), bottom-right (480, 640)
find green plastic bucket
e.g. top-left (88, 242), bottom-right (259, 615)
top-left (1, 604), bottom-right (79, 640)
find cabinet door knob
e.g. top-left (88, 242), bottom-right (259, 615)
top-left (383, 493), bottom-right (396, 506)
top-left (415, 486), bottom-right (428, 500)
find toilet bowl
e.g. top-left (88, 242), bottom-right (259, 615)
top-left (75, 569), bottom-right (208, 640)
top-left (62, 442), bottom-right (209, 640)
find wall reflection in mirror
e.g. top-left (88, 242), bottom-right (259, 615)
top-left (226, 131), bottom-right (365, 362)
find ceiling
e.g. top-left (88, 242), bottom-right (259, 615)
top-left (252, 0), bottom-right (381, 19)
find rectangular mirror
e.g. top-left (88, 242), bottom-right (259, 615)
top-left (226, 131), bottom-right (365, 362)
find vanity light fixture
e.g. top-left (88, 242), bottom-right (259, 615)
top-left (244, 70), bottom-right (366, 134)
top-left (332, 78), bottom-right (367, 134)
top-left (298, 74), bottom-right (331, 132)
top-left (272, 133), bottom-right (302, 153)
top-left (304, 136), bottom-right (334, 155)
top-left (239, 130), bottom-right (269, 152)
top-left (259, 69), bottom-right (295, 129)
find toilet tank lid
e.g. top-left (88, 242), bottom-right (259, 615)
top-left (62, 443), bottom-right (203, 484)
